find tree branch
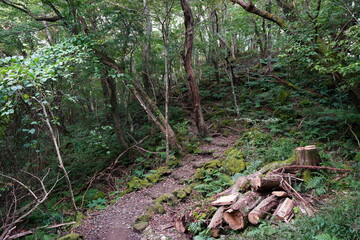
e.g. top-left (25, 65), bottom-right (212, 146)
top-left (230, 0), bottom-right (286, 29)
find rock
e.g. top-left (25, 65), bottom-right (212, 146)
top-left (154, 202), bottom-right (165, 214)
top-left (136, 214), bottom-right (152, 222)
top-left (133, 221), bottom-right (149, 232)
top-left (58, 233), bottom-right (84, 240)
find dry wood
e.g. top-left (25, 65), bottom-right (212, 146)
top-left (248, 195), bottom-right (279, 225)
top-left (294, 145), bottom-right (320, 166)
top-left (211, 193), bottom-right (238, 206)
top-left (223, 210), bottom-right (245, 230)
top-left (273, 198), bottom-right (294, 221)
top-left (272, 191), bottom-right (288, 197)
top-left (174, 215), bottom-right (186, 233)
top-left (208, 206), bottom-right (224, 229)
top-left (229, 191), bottom-right (262, 212)
top-left (251, 174), bottom-right (283, 192)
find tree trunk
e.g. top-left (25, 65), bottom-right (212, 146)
top-left (180, 0), bottom-right (208, 136)
top-left (142, 0), bottom-right (154, 99)
top-left (251, 174), bottom-right (283, 192)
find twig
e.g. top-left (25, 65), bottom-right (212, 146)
top-left (0, 173), bottom-right (38, 200)
top-left (347, 124), bottom-right (360, 147)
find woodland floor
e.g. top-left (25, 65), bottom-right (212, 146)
top-left (75, 134), bottom-right (238, 240)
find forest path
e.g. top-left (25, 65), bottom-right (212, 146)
top-left (75, 134), bottom-right (238, 240)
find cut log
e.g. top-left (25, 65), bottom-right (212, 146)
top-left (223, 191), bottom-right (263, 230)
top-left (273, 198), bottom-right (294, 221)
top-left (223, 210), bottom-right (244, 230)
top-left (272, 191), bottom-right (288, 197)
top-left (211, 193), bottom-right (238, 206)
top-left (251, 174), bottom-right (283, 192)
top-left (294, 145), bottom-right (320, 166)
top-left (208, 206), bottom-right (224, 229)
top-left (229, 191), bottom-right (262, 213)
top-left (248, 195), bottom-right (279, 225)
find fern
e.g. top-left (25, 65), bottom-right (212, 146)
top-left (313, 233), bottom-right (339, 240)
top-left (305, 173), bottom-right (327, 196)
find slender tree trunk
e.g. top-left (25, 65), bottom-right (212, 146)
top-left (39, 100), bottom-right (77, 211)
top-left (180, 0), bottom-right (208, 136)
top-left (142, 0), bottom-right (154, 98)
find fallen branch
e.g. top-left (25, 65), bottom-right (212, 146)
top-left (273, 165), bottom-right (351, 173)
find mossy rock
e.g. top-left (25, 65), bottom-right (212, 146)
top-left (146, 173), bottom-right (163, 184)
top-left (156, 167), bottom-right (172, 176)
top-left (223, 148), bottom-right (246, 175)
top-left (173, 189), bottom-right (187, 200)
top-left (154, 202), bottom-right (165, 214)
top-left (166, 156), bottom-right (181, 168)
top-left (133, 221), bottom-right (149, 232)
top-left (154, 193), bottom-right (177, 206)
top-left (127, 177), bottom-right (152, 192)
top-left (58, 233), bottom-right (84, 240)
top-left (146, 206), bottom-right (156, 215)
top-left (202, 160), bottom-right (223, 170)
top-left (193, 169), bottom-right (206, 180)
top-left (136, 214), bottom-right (152, 222)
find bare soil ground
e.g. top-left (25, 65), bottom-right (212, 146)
top-left (75, 134), bottom-right (238, 240)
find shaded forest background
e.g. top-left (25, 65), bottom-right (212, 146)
top-left (0, 0), bottom-right (359, 239)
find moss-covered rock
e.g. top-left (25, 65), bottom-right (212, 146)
top-left (133, 221), bottom-right (149, 232)
top-left (354, 152), bottom-right (360, 162)
top-left (127, 177), bottom-right (152, 192)
top-left (146, 205), bottom-right (156, 215)
top-left (202, 160), bottom-right (223, 169)
top-left (166, 156), bottom-right (181, 168)
top-left (58, 233), bottom-right (84, 240)
top-left (154, 202), bottom-right (166, 214)
top-left (136, 214), bottom-right (152, 222)
top-left (156, 167), bottom-right (172, 176)
top-left (223, 148), bottom-right (246, 175)
top-left (146, 173), bottom-right (163, 184)
top-left (154, 193), bottom-right (177, 206)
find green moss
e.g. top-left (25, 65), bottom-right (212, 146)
top-left (133, 221), bottom-right (149, 232)
top-left (146, 173), bottom-right (163, 184)
top-left (202, 160), bottom-right (223, 169)
top-left (109, 199), bottom-right (117, 205)
top-left (136, 214), bottom-right (152, 222)
top-left (154, 193), bottom-right (177, 206)
top-left (146, 206), bottom-right (156, 215)
top-left (183, 186), bottom-right (192, 194)
top-left (58, 233), bottom-right (84, 240)
top-left (260, 156), bottom-right (296, 173)
top-left (303, 169), bottom-right (312, 183)
top-left (154, 202), bottom-right (165, 214)
top-left (166, 156), bottom-right (181, 168)
top-left (277, 90), bottom-right (290, 103)
top-left (156, 166), bottom-right (172, 176)
top-left (173, 188), bottom-right (187, 200)
top-left (223, 148), bottom-right (246, 175)
top-left (354, 152), bottom-right (360, 162)
top-left (127, 177), bottom-right (152, 192)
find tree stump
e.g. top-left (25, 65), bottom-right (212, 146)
top-left (294, 145), bottom-right (320, 166)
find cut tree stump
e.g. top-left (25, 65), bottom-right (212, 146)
top-left (294, 145), bottom-right (320, 166)
top-left (251, 174), bottom-right (283, 192)
top-left (273, 198), bottom-right (294, 221)
top-left (248, 195), bottom-right (279, 225)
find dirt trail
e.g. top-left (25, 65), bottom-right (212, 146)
top-left (75, 134), bottom-right (237, 240)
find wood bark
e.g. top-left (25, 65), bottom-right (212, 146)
top-left (294, 145), bottom-right (321, 166)
top-left (180, 0), bottom-right (208, 136)
top-left (272, 191), bottom-right (288, 197)
top-left (248, 195), bottom-right (279, 224)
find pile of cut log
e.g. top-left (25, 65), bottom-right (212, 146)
top-left (206, 146), bottom-right (350, 236)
